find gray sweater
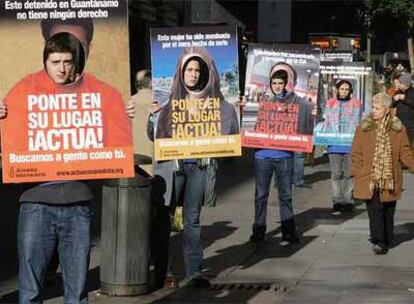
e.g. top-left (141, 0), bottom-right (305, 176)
top-left (19, 181), bottom-right (93, 204)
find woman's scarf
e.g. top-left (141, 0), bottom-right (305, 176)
top-left (370, 113), bottom-right (394, 192)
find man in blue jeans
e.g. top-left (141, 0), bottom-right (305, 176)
top-left (250, 69), bottom-right (300, 245)
top-left (293, 152), bottom-right (311, 188)
top-left (0, 19), bottom-right (135, 303)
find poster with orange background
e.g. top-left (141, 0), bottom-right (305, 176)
top-left (0, 0), bottom-right (134, 183)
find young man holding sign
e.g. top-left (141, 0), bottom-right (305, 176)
top-left (250, 66), bottom-right (313, 245)
top-left (1, 18), bottom-right (134, 304)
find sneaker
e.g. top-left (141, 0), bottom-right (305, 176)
top-left (188, 276), bottom-right (211, 288)
top-left (332, 203), bottom-right (343, 215)
top-left (372, 244), bottom-right (388, 255)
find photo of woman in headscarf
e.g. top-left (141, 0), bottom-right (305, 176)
top-left (156, 46), bottom-right (239, 138)
top-left (321, 79), bottom-right (362, 134)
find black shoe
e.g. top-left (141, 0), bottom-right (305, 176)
top-left (250, 225), bottom-right (266, 242)
top-left (188, 276), bottom-right (211, 288)
top-left (280, 234), bottom-right (300, 246)
top-left (332, 203), bottom-right (343, 214)
top-left (280, 219), bottom-right (298, 246)
top-left (372, 244), bottom-right (388, 255)
top-left (249, 231), bottom-right (265, 242)
top-left (342, 203), bottom-right (354, 212)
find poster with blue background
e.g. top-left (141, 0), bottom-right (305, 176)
top-left (150, 26), bottom-right (241, 160)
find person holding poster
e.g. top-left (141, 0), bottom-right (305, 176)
top-left (324, 80), bottom-right (362, 214)
top-left (150, 35), bottom-right (242, 286)
top-left (242, 45), bottom-right (320, 153)
top-left (149, 115), bottom-right (214, 288)
top-left (156, 46), bottom-right (239, 139)
top-left (1, 18), bottom-right (134, 304)
top-left (250, 66), bottom-right (305, 245)
top-left (351, 93), bottom-right (414, 254)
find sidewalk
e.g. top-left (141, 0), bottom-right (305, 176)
top-left (2, 152), bottom-right (414, 303)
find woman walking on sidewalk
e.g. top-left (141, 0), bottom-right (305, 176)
top-left (351, 93), bottom-right (414, 254)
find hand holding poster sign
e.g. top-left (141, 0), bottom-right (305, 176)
top-left (151, 26), bottom-right (241, 160)
top-left (0, 0), bottom-right (133, 183)
top-left (0, 3), bottom-right (132, 303)
top-left (241, 44), bottom-right (320, 152)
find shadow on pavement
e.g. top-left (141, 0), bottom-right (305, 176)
top-left (294, 207), bottom-right (365, 236)
top-left (152, 207), bottom-right (364, 303)
top-left (206, 208), bottom-right (364, 272)
top-left (215, 149), bottom-right (255, 198)
top-left (165, 221), bottom-right (238, 281)
top-left (305, 170), bottom-right (331, 184)
top-left (152, 284), bottom-right (275, 304)
top-left (391, 222), bottom-right (414, 248)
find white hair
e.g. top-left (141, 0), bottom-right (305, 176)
top-left (372, 93), bottom-right (392, 109)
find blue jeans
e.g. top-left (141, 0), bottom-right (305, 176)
top-left (328, 153), bottom-right (353, 204)
top-left (18, 203), bottom-right (92, 304)
top-left (293, 152), bottom-right (305, 186)
top-left (174, 164), bottom-right (207, 280)
top-left (254, 157), bottom-right (294, 231)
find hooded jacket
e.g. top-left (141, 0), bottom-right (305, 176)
top-left (265, 63), bottom-right (314, 135)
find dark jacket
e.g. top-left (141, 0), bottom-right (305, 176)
top-left (268, 91), bottom-right (314, 135)
top-left (19, 181), bottom-right (93, 204)
top-left (395, 86), bottom-right (414, 130)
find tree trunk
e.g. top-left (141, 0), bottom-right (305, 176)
top-left (408, 21), bottom-right (414, 73)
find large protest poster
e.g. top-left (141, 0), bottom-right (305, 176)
top-left (151, 26), bottom-right (241, 161)
top-left (241, 44), bottom-right (320, 152)
top-left (313, 62), bottom-right (373, 146)
top-left (0, 0), bottom-right (134, 183)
